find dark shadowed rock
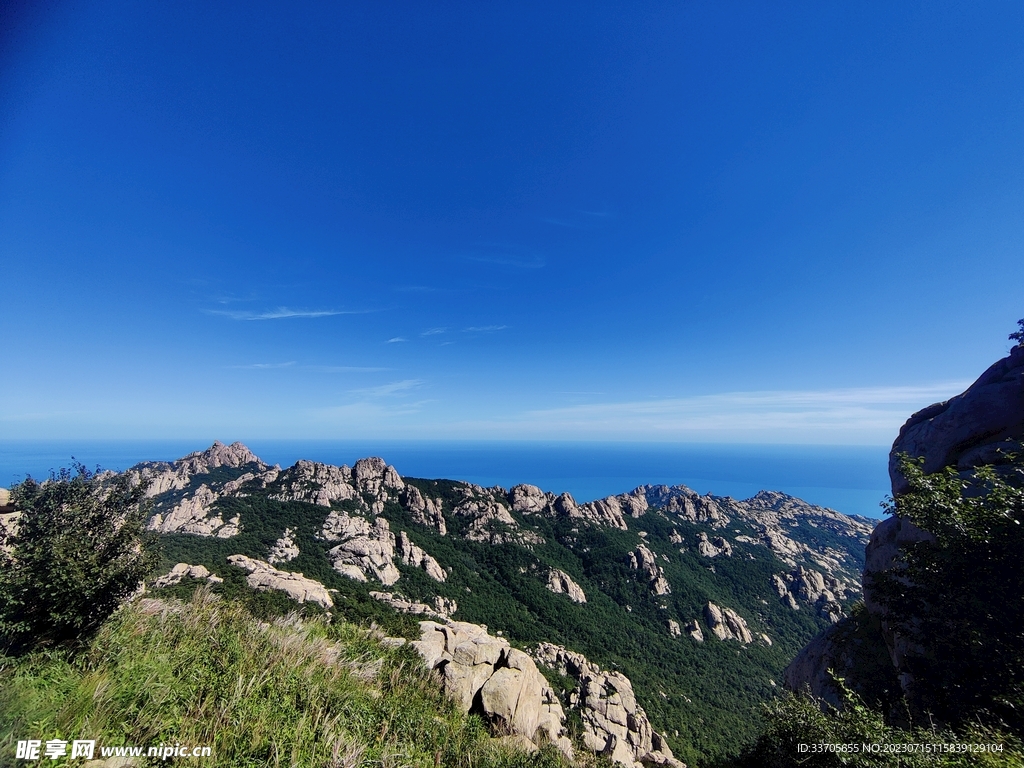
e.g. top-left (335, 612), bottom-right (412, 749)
top-left (889, 345), bottom-right (1024, 495)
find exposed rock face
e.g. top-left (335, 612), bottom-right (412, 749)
top-left (642, 485), bottom-right (730, 527)
top-left (667, 619), bottom-right (681, 637)
top-left (369, 591), bottom-right (456, 619)
top-left (533, 643), bottom-right (685, 768)
top-left (226, 555), bottom-right (334, 609)
top-left (401, 485), bottom-right (447, 535)
top-left (704, 602), bottom-right (753, 644)
top-left (129, 441), bottom-right (267, 498)
top-left (696, 532), bottom-right (733, 558)
top-left (889, 345), bottom-right (1024, 495)
top-left (396, 530), bottom-right (447, 582)
top-left (685, 620), bottom-right (704, 643)
top-left (545, 568), bottom-right (587, 603)
top-left (783, 620), bottom-right (860, 709)
top-left (453, 486), bottom-right (544, 545)
top-left (508, 484), bottom-right (553, 515)
top-left (153, 562), bottom-right (224, 588)
top-left (411, 621), bottom-right (572, 758)
top-left (271, 460), bottom-right (356, 506)
top-left (773, 566), bottom-right (851, 624)
top-left (322, 512), bottom-right (400, 585)
top-left (268, 528), bottom-right (300, 564)
top-left (627, 544), bottom-right (671, 595)
top-left (147, 483), bottom-right (243, 538)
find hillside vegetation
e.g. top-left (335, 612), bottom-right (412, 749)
top-left (0, 590), bottom-right (572, 768)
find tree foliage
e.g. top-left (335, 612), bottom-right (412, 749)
top-left (0, 464), bottom-right (157, 653)
top-left (874, 455), bottom-right (1024, 733)
top-left (1011, 317), bottom-right (1024, 345)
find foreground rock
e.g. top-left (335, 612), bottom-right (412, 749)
top-left (411, 620), bottom-right (573, 758)
top-left (227, 555), bottom-right (334, 609)
top-left (533, 643), bottom-right (685, 768)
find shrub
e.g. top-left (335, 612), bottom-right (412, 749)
top-left (0, 464), bottom-right (157, 653)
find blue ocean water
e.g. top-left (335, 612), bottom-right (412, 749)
top-left (0, 440), bottom-right (892, 519)
top-left (0, 442), bottom-right (892, 520)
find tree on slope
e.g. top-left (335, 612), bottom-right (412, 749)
top-left (0, 464), bottom-right (157, 653)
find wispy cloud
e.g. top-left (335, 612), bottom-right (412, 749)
top-left (496, 382), bottom-right (973, 442)
top-left (421, 327), bottom-right (447, 336)
top-left (205, 307), bottom-right (365, 321)
top-left (304, 365), bottom-right (389, 373)
top-left (226, 361), bottom-right (297, 369)
top-left (387, 337), bottom-right (407, 343)
top-left (348, 379), bottom-right (424, 398)
top-left (463, 325), bottom-right (508, 333)
top-left (463, 243), bottom-right (545, 270)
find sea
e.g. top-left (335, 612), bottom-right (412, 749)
top-left (0, 440), bottom-right (892, 519)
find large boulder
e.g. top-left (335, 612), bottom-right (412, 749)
top-left (889, 345), bottom-right (1024, 494)
top-left (410, 621), bottom-right (573, 758)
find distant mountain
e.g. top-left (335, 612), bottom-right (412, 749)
top-left (129, 440), bottom-right (873, 765)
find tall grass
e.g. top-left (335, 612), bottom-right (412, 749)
top-left (0, 590), bottom-right (569, 767)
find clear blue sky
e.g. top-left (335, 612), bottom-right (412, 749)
top-left (2, 1), bottom-right (1022, 443)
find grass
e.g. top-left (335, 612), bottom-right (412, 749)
top-left (0, 589), bottom-right (572, 768)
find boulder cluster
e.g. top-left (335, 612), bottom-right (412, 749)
top-left (533, 642), bottom-right (685, 768)
top-left (410, 620), bottom-right (573, 759)
top-left (227, 555), bottom-right (335, 610)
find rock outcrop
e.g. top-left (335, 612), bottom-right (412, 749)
top-left (129, 441), bottom-right (267, 498)
top-left (226, 555), bottom-right (334, 609)
top-left (268, 528), bottom-right (300, 564)
top-left (322, 512), bottom-right (400, 585)
top-left (627, 544), bottom-right (671, 595)
top-left (533, 643), bottom-right (685, 768)
top-left (369, 591), bottom-right (456, 619)
top-left (696, 532), bottom-right (732, 558)
top-left (889, 345), bottom-right (1024, 495)
top-left (772, 566), bottom-right (850, 623)
top-left (396, 530), bottom-right (447, 582)
top-left (453, 486), bottom-right (544, 545)
top-left (789, 345), bottom-right (1024, 709)
top-left (685, 620), bottom-right (704, 643)
top-left (545, 568), bottom-right (587, 603)
top-left (153, 562), bottom-right (224, 588)
top-left (704, 602), bottom-right (753, 644)
top-left (411, 621), bottom-right (573, 758)
top-left (401, 485), bottom-right (447, 535)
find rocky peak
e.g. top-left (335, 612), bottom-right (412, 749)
top-left (889, 345), bottom-right (1024, 494)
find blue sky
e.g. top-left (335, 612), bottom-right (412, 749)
top-left (1, 1), bottom-right (1022, 443)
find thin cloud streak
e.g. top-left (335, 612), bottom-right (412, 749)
top-left (304, 365), bottom-right (389, 373)
top-left (463, 325), bottom-right (508, 332)
top-left (511, 383), bottom-right (971, 439)
top-left (226, 362), bottom-right (297, 369)
top-left (205, 307), bottom-right (368, 321)
top-left (386, 337), bottom-right (408, 343)
top-left (348, 379), bottom-right (424, 398)
top-left (420, 327), bottom-right (447, 336)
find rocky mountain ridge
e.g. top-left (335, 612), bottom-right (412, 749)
top-left (124, 440), bottom-right (872, 765)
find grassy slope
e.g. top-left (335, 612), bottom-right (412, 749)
top-left (0, 590), bottom-right (575, 768)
